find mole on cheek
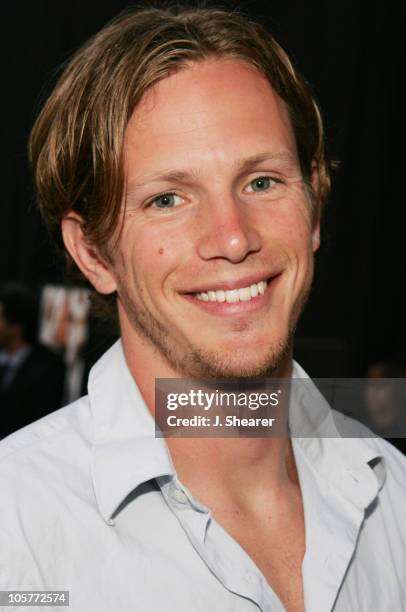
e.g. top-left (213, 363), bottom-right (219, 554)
top-left (158, 248), bottom-right (164, 255)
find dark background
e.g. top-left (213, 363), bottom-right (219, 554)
top-left (2, 0), bottom-right (406, 377)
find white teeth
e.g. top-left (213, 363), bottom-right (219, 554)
top-left (226, 289), bottom-right (239, 303)
top-left (250, 283), bottom-right (258, 298)
top-left (195, 280), bottom-right (268, 303)
top-left (238, 287), bottom-right (251, 301)
top-left (258, 281), bottom-right (267, 295)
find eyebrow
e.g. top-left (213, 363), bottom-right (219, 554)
top-left (127, 150), bottom-right (297, 192)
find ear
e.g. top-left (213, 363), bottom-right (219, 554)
top-left (310, 162), bottom-right (321, 253)
top-left (61, 212), bottom-right (118, 294)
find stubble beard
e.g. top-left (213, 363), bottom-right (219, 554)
top-left (117, 268), bottom-right (313, 379)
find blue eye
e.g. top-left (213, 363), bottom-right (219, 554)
top-left (151, 193), bottom-right (181, 208)
top-left (249, 176), bottom-right (274, 192)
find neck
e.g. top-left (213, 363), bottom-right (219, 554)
top-left (121, 320), bottom-right (297, 510)
top-left (168, 436), bottom-right (298, 511)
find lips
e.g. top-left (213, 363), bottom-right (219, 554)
top-left (179, 273), bottom-right (282, 315)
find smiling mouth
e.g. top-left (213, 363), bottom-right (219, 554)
top-left (194, 279), bottom-right (268, 304)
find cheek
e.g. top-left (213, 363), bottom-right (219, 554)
top-left (268, 210), bottom-right (313, 253)
top-left (118, 222), bottom-right (187, 285)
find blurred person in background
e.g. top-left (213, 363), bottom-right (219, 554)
top-left (0, 284), bottom-right (65, 437)
top-left (39, 285), bottom-right (91, 403)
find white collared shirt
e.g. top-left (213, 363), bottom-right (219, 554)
top-left (0, 340), bottom-right (405, 611)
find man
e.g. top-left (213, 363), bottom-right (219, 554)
top-left (1, 6), bottom-right (405, 612)
top-left (0, 285), bottom-right (65, 437)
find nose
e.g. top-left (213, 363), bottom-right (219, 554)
top-left (195, 193), bottom-right (262, 263)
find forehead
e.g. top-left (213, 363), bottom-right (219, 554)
top-left (123, 59), bottom-right (298, 179)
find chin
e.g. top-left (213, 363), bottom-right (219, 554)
top-left (180, 336), bottom-right (292, 379)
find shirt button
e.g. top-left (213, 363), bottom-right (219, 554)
top-left (172, 488), bottom-right (188, 504)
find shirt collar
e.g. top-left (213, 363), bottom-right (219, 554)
top-left (291, 360), bottom-right (386, 509)
top-left (88, 340), bottom-right (175, 524)
top-left (89, 342), bottom-right (385, 524)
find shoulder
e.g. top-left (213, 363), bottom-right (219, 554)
top-left (0, 395), bottom-right (92, 486)
top-left (356, 436), bottom-right (406, 521)
top-left (0, 397), bottom-right (96, 586)
top-left (369, 436), bottom-right (406, 485)
top-left (0, 394), bottom-right (94, 518)
top-left (331, 408), bottom-right (406, 482)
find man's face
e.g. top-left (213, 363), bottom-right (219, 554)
top-left (111, 59), bottom-right (319, 377)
